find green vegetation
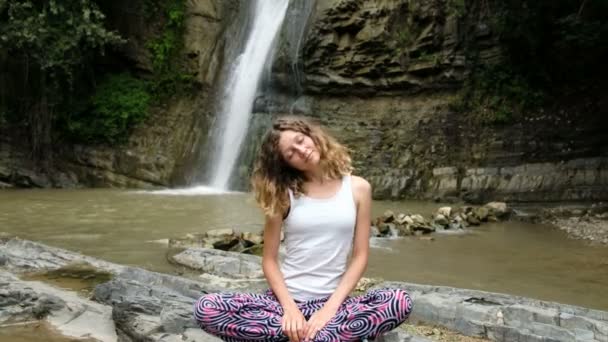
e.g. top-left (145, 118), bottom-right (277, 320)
top-left (0, 106), bottom-right (8, 126)
top-left (0, 0), bottom-right (124, 162)
top-left (416, 51), bottom-right (441, 65)
top-left (493, 0), bottom-right (608, 90)
top-left (65, 74), bottom-right (151, 144)
top-left (0, 0), bottom-right (196, 155)
top-left (456, 0), bottom-right (608, 125)
top-left (454, 65), bottom-right (544, 125)
top-left (447, 0), bottom-right (466, 17)
top-left (146, 0), bottom-right (194, 96)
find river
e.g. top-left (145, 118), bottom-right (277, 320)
top-left (1, 188), bottom-right (606, 311)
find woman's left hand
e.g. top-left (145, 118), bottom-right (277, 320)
top-left (304, 306), bottom-right (337, 341)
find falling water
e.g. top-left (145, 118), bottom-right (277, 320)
top-left (208, 0), bottom-right (289, 190)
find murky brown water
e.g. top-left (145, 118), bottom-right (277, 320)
top-left (1, 189), bottom-right (607, 313)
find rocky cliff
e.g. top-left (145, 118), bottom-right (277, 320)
top-left (1, 0), bottom-right (606, 204)
top-left (261, 0), bottom-right (608, 202)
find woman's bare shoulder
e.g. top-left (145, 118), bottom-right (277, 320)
top-left (350, 175), bottom-right (371, 196)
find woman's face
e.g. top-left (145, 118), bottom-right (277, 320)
top-left (277, 130), bottom-right (320, 171)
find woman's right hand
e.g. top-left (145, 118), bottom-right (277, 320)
top-left (282, 305), bottom-right (307, 342)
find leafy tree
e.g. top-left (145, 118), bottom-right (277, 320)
top-left (0, 0), bottom-right (124, 168)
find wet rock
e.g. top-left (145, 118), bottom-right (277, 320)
top-left (433, 214), bottom-right (449, 227)
top-left (487, 215), bottom-right (499, 222)
top-left (206, 228), bottom-right (234, 239)
top-left (410, 215), bottom-right (434, 234)
top-left (466, 213), bottom-right (481, 226)
top-left (370, 225), bottom-right (381, 237)
top-left (170, 230), bottom-right (265, 255)
top-left (412, 225), bottom-right (435, 234)
top-left (397, 224), bottom-right (413, 236)
top-left (484, 202), bottom-right (510, 218)
top-left (93, 277), bottom-right (222, 342)
top-left (378, 281), bottom-right (608, 342)
top-left (0, 271), bottom-right (117, 341)
top-left (448, 221), bottom-right (464, 230)
top-left (474, 206), bottom-right (490, 222)
top-left (355, 277), bottom-right (383, 294)
top-left (382, 210), bottom-right (396, 223)
top-left (0, 238), bottom-right (255, 341)
top-left (436, 207), bottom-right (452, 218)
top-left (4, 238), bottom-right (608, 342)
top-left (212, 235), bottom-right (240, 251)
top-left (402, 215), bottom-right (415, 225)
top-left (169, 248), bottom-right (264, 279)
top-left (378, 222), bottom-right (393, 235)
top-left (395, 213), bottom-right (410, 225)
top-left (378, 330), bottom-right (432, 342)
top-left (410, 214), bottom-right (426, 226)
top-left (169, 233), bottom-right (208, 249)
top-left (241, 232), bottom-right (263, 245)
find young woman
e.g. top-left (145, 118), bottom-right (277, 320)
top-left (194, 117), bottom-right (413, 341)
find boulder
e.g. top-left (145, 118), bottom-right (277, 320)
top-left (378, 281), bottom-right (608, 342)
top-left (473, 206), bottom-right (489, 222)
top-left (395, 213), bottom-right (410, 225)
top-left (378, 222), bottom-right (393, 236)
top-left (169, 248), bottom-right (264, 279)
top-left (206, 228), bottom-right (235, 239)
top-left (466, 213), bottom-right (481, 226)
top-left (0, 271), bottom-right (117, 341)
top-left (433, 214), bottom-right (449, 227)
top-left (382, 210), bottom-right (396, 223)
top-left (241, 232), bottom-right (263, 245)
top-left (484, 202), bottom-right (510, 219)
top-left (437, 207), bottom-right (452, 218)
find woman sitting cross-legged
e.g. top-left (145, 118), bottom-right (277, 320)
top-left (194, 116), bottom-right (413, 341)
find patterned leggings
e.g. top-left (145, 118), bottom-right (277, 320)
top-left (193, 288), bottom-right (413, 341)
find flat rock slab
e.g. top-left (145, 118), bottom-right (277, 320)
top-left (378, 330), bottom-right (433, 342)
top-left (0, 238), bottom-right (228, 341)
top-left (4, 238), bottom-right (607, 341)
top-left (378, 281), bottom-right (608, 342)
top-left (0, 270), bottom-right (117, 341)
top-left (169, 247), bottom-right (264, 279)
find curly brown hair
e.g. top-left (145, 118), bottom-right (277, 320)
top-left (251, 116), bottom-right (353, 217)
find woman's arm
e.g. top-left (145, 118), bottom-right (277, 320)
top-left (262, 213), bottom-right (307, 341)
top-left (304, 176), bottom-right (371, 341)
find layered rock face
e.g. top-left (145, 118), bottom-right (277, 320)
top-left (298, 95), bottom-right (608, 202)
top-left (2, 0), bottom-right (606, 203)
top-left (302, 0), bottom-right (470, 94)
top-left (263, 0), bottom-right (608, 202)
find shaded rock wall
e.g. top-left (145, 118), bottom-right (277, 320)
top-left (0, 0), bottom-right (240, 188)
top-left (259, 0), bottom-right (608, 202)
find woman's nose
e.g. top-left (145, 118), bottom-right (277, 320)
top-left (294, 145), bottom-right (307, 154)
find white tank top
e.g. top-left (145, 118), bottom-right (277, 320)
top-left (280, 175), bottom-right (357, 301)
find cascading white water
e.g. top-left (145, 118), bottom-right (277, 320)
top-left (208, 0), bottom-right (289, 190)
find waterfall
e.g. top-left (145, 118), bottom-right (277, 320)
top-left (208, 0), bottom-right (290, 191)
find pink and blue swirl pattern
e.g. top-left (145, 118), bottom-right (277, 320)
top-left (193, 288), bottom-right (413, 341)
